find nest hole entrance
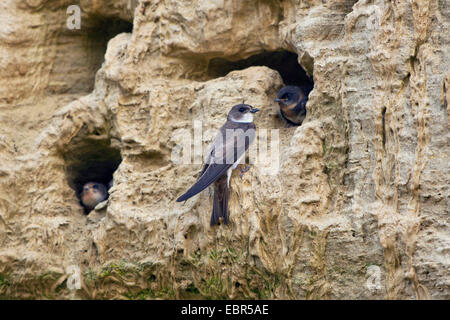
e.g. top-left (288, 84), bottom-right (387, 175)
top-left (62, 138), bottom-right (122, 211)
top-left (57, 16), bottom-right (133, 94)
top-left (208, 50), bottom-right (314, 127)
top-left (207, 50), bottom-right (314, 90)
top-left (84, 15), bottom-right (134, 47)
top-left (82, 16), bottom-right (133, 89)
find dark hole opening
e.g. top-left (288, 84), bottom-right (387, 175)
top-left (68, 17), bottom-right (133, 93)
top-left (85, 16), bottom-right (133, 42)
top-left (63, 138), bottom-right (122, 213)
top-left (84, 16), bottom-right (133, 67)
top-left (207, 50), bottom-right (314, 90)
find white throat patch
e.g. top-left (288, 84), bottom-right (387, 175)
top-left (231, 113), bottom-right (253, 123)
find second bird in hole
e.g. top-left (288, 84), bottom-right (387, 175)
top-left (80, 182), bottom-right (108, 213)
top-left (274, 85), bottom-right (311, 126)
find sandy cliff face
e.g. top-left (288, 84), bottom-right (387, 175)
top-left (0, 0), bottom-right (448, 299)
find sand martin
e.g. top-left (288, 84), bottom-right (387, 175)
top-left (274, 85), bottom-right (310, 126)
top-left (81, 182), bottom-right (108, 212)
top-left (176, 104), bottom-right (259, 226)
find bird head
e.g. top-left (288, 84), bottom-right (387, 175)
top-left (81, 182), bottom-right (107, 209)
top-left (274, 86), bottom-right (303, 107)
top-left (228, 104), bottom-right (259, 123)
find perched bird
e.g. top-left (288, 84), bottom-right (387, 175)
top-left (176, 104), bottom-right (259, 226)
top-left (274, 85), bottom-right (310, 126)
top-left (80, 182), bottom-right (108, 212)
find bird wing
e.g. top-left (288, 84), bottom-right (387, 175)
top-left (196, 134), bottom-right (218, 179)
top-left (176, 125), bottom-right (255, 202)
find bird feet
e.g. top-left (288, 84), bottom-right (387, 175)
top-left (239, 165), bottom-right (250, 179)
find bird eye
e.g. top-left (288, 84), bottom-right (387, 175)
top-left (239, 107), bottom-right (246, 112)
top-left (92, 184), bottom-right (99, 190)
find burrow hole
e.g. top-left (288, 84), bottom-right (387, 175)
top-left (51, 16), bottom-right (133, 95)
top-left (62, 134), bottom-right (122, 213)
top-left (207, 50), bottom-right (314, 93)
top-left (207, 51), bottom-right (314, 126)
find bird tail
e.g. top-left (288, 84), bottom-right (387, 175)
top-left (210, 176), bottom-right (229, 226)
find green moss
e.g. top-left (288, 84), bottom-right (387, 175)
top-left (0, 274), bottom-right (11, 288)
top-left (38, 271), bottom-right (60, 281)
top-left (83, 269), bottom-right (98, 283)
top-left (125, 287), bottom-right (176, 300)
top-left (0, 244), bottom-right (299, 300)
top-left (124, 289), bottom-right (147, 300)
top-left (185, 283), bottom-right (200, 295)
top-left (99, 262), bottom-right (127, 277)
top-left (208, 249), bottom-right (220, 262)
top-left (197, 276), bottom-right (229, 300)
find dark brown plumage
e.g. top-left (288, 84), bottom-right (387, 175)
top-left (177, 104), bottom-right (259, 226)
top-left (274, 85), bottom-right (309, 126)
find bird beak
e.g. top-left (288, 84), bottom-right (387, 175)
top-left (250, 108), bottom-right (259, 113)
top-left (274, 98), bottom-right (281, 103)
